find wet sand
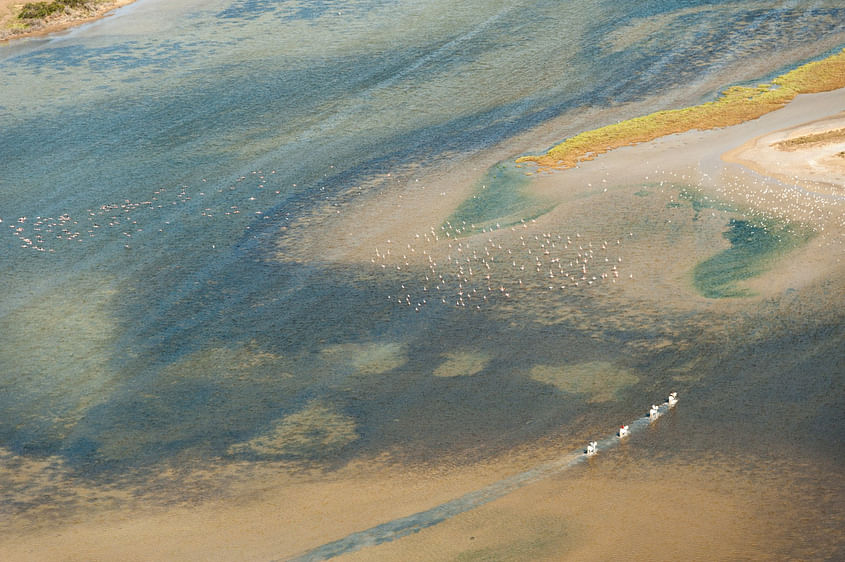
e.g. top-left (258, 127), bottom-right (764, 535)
top-left (284, 86), bottom-right (845, 309)
top-left (0, 452), bottom-right (554, 561)
top-left (340, 451), bottom-right (845, 562)
top-left (724, 113), bottom-right (845, 197)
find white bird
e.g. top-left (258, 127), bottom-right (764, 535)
top-left (618, 425), bottom-right (629, 438)
top-left (667, 392), bottom-right (678, 407)
top-left (586, 441), bottom-right (598, 456)
top-left (649, 405), bottom-right (660, 420)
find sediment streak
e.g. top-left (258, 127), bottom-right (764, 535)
top-left (287, 400), bottom-right (677, 561)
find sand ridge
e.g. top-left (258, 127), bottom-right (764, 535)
top-left (724, 112), bottom-right (845, 196)
top-left (516, 48), bottom-right (845, 171)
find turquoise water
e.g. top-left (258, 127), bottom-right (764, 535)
top-left (693, 218), bottom-right (813, 298)
top-left (444, 162), bottom-right (550, 233)
top-left (1, 0), bottom-right (844, 543)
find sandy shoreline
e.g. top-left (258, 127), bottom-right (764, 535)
top-left (0, 0), bottom-right (136, 42)
top-left (724, 112), bottom-right (845, 197)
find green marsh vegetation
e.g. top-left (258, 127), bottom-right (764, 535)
top-left (17, 0), bottom-right (88, 21)
top-left (517, 48), bottom-right (845, 170)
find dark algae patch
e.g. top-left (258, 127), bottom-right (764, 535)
top-left (443, 163), bottom-right (553, 235)
top-left (678, 186), bottom-right (737, 220)
top-left (693, 218), bottom-right (811, 298)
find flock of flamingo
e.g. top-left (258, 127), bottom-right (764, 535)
top-left (1, 170), bottom-right (281, 254)
top-left (373, 219), bottom-right (635, 312)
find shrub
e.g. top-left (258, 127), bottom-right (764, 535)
top-left (18, 0), bottom-right (88, 20)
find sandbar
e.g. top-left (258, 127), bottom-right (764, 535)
top-left (724, 114), bottom-right (845, 197)
top-left (516, 48), bottom-right (845, 172)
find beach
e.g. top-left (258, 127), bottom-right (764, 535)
top-left (725, 114), bottom-right (845, 197)
top-left (1, 2), bottom-right (843, 560)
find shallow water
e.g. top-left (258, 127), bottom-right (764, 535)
top-left (1, 0), bottom-right (844, 558)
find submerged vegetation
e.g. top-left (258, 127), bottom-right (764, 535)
top-left (677, 187), bottom-right (737, 220)
top-left (693, 218), bottom-right (812, 298)
top-left (517, 48), bottom-right (845, 170)
top-left (442, 163), bottom-right (554, 235)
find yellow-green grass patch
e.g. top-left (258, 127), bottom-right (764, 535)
top-left (517, 49), bottom-right (845, 170)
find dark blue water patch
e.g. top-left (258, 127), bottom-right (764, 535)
top-left (212, 0), bottom-right (765, 25)
top-left (33, 281), bottom-right (836, 545)
top-left (582, 6), bottom-right (845, 108)
top-left (280, 0), bottom-right (398, 22)
top-left (693, 218), bottom-right (813, 299)
top-left (676, 186), bottom-right (737, 220)
top-left (0, 246), bottom-right (667, 473)
top-left (442, 162), bottom-right (553, 233)
top-left (1, 239), bottom-right (841, 494)
top-left (749, 41), bottom-right (845, 88)
top-left (216, 0), bottom-right (281, 20)
top-left (215, 0), bottom-right (395, 22)
top-left (0, 48), bottom-right (426, 209)
top-left (669, 307), bottom-right (845, 460)
top-left (5, 20), bottom-right (549, 176)
top-left (1, 39), bottom-right (225, 73)
top-left (594, 0), bottom-right (727, 21)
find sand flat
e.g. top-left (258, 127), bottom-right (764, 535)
top-left (724, 112), bottom-right (845, 196)
top-left (339, 453), bottom-right (845, 562)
